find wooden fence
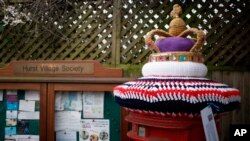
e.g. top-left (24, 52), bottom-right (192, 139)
top-left (207, 70), bottom-right (250, 141)
top-left (0, 0), bottom-right (249, 67)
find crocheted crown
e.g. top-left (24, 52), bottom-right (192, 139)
top-left (145, 4), bottom-right (205, 63)
top-left (113, 4), bottom-right (240, 117)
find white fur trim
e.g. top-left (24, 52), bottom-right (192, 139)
top-left (142, 61), bottom-right (208, 77)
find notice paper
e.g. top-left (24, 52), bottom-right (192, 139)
top-left (19, 100), bottom-right (35, 112)
top-left (82, 92), bottom-right (104, 118)
top-left (55, 93), bottom-right (64, 111)
top-left (55, 91), bottom-right (82, 111)
top-left (18, 111), bottom-right (40, 120)
top-left (6, 119), bottom-right (17, 126)
top-left (25, 91), bottom-right (40, 101)
top-left (79, 119), bottom-right (109, 141)
top-left (6, 90), bottom-right (17, 95)
top-left (7, 102), bottom-right (18, 110)
top-left (4, 135), bottom-right (16, 141)
top-left (5, 127), bottom-right (17, 135)
top-left (56, 131), bottom-right (77, 141)
top-left (5, 135), bottom-right (39, 141)
top-left (18, 135), bottom-right (39, 141)
top-left (0, 90), bottom-right (3, 101)
top-left (55, 111), bottom-right (81, 131)
top-left (6, 110), bottom-right (18, 119)
top-left (19, 138), bottom-right (38, 141)
top-left (6, 95), bottom-right (18, 102)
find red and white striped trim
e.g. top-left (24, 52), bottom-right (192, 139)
top-left (113, 78), bottom-right (240, 104)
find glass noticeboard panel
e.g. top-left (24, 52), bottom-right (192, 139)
top-left (54, 91), bottom-right (120, 141)
top-left (0, 90), bottom-right (40, 141)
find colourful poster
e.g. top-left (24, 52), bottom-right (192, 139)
top-left (5, 127), bottom-right (17, 135)
top-left (79, 119), bottom-right (109, 141)
top-left (6, 95), bottom-right (18, 102)
top-left (6, 119), bottom-right (17, 126)
top-left (7, 102), bottom-right (18, 110)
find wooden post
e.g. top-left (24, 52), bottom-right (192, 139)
top-left (112, 0), bottom-right (122, 65)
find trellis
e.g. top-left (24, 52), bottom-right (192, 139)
top-left (0, 0), bottom-right (249, 68)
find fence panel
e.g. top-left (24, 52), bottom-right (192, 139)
top-left (207, 71), bottom-right (250, 141)
top-left (0, 0), bottom-right (249, 67)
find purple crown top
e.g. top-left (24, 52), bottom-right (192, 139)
top-left (155, 37), bottom-right (195, 52)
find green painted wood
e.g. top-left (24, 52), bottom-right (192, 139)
top-left (104, 92), bottom-right (121, 141)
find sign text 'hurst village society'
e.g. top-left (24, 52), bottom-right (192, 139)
top-left (14, 63), bottom-right (94, 75)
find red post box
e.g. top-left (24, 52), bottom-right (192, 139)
top-left (125, 112), bottom-right (220, 141)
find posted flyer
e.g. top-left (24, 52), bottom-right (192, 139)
top-left (79, 119), bottom-right (109, 141)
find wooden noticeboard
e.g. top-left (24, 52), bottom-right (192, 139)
top-left (0, 60), bottom-right (131, 141)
